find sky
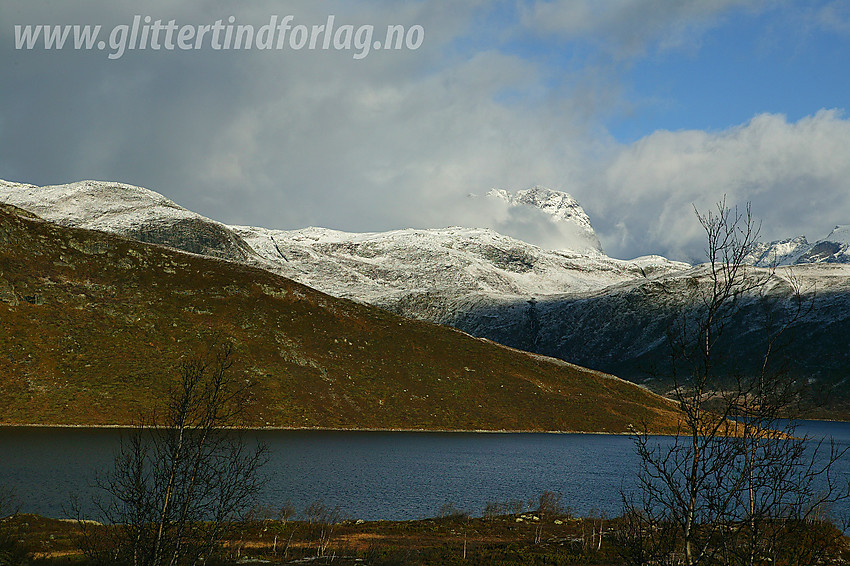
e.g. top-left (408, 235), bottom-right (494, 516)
top-left (1, 0), bottom-right (849, 262)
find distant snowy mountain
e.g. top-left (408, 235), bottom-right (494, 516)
top-left (486, 186), bottom-right (604, 253)
top-left (745, 236), bottom-right (811, 267)
top-left (746, 226), bottom-right (850, 267)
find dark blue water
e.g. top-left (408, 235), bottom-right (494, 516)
top-left (1, 421), bottom-right (849, 521)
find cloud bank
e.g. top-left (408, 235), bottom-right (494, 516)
top-left (589, 110), bottom-right (850, 260)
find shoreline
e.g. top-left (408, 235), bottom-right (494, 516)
top-left (0, 422), bottom-right (640, 435)
top-left (2, 419), bottom-right (847, 435)
top-left (3, 415), bottom-right (848, 436)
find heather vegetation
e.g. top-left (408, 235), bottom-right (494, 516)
top-left (0, 203), bottom-right (682, 434)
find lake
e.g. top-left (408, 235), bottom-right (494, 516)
top-left (2, 421), bottom-right (850, 521)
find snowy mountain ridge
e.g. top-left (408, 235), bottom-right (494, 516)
top-left (0, 179), bottom-right (195, 230)
top-left (231, 222), bottom-right (686, 320)
top-left (0, 179), bottom-right (687, 321)
top-left (0, 179), bottom-right (256, 261)
top-left (745, 227), bottom-right (850, 267)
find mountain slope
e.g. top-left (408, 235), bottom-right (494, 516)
top-left (449, 263), bottom-right (850, 415)
top-left (0, 203), bottom-right (682, 432)
top-left (4, 179), bottom-right (847, 416)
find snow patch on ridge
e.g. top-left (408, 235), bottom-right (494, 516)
top-left (0, 179), bottom-right (197, 231)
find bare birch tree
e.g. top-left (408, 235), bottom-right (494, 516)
top-left (79, 342), bottom-right (268, 566)
top-left (617, 200), bottom-right (849, 566)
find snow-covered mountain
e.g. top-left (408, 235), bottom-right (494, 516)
top-left (745, 226), bottom-right (850, 267)
top-left (3, 179), bottom-right (849, 407)
top-left (0, 179), bottom-right (255, 261)
top-left (232, 223), bottom-right (686, 322)
top-left (0, 179), bottom-right (687, 323)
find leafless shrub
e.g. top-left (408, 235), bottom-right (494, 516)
top-left (438, 502), bottom-right (469, 520)
top-left (618, 200), bottom-right (850, 566)
top-left (304, 500), bottom-right (342, 557)
top-left (75, 341), bottom-right (268, 566)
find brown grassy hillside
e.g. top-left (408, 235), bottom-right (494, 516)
top-left (0, 204), bottom-right (681, 432)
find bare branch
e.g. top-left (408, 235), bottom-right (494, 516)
top-left (618, 199), bottom-right (847, 565)
top-left (77, 341), bottom-right (267, 566)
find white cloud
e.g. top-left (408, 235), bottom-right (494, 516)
top-left (808, 1), bottom-right (850, 35)
top-left (587, 110), bottom-right (850, 260)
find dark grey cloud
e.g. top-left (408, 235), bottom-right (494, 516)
top-left (2, 1), bottom-right (596, 237)
top-left (3, 1), bottom-right (569, 233)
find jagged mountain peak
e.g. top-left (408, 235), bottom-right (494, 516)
top-left (486, 185), bottom-right (603, 253)
top-left (825, 225), bottom-right (850, 246)
top-left (747, 226), bottom-right (850, 267)
top-left (487, 185), bottom-right (593, 229)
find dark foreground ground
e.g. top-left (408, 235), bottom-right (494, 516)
top-left (4, 511), bottom-right (850, 565)
top-left (2, 511), bottom-right (631, 566)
